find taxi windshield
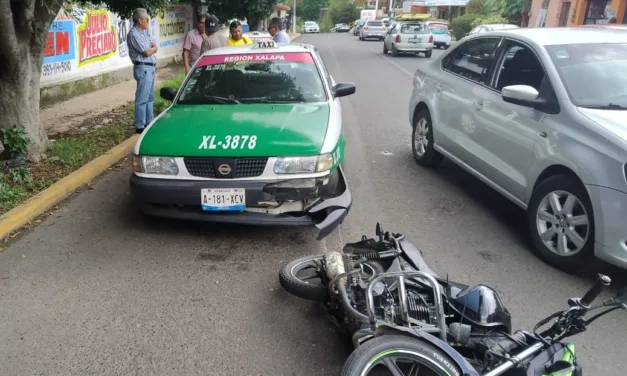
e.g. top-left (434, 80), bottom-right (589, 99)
top-left (178, 52), bottom-right (327, 104)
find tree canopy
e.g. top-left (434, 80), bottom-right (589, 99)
top-left (297, 0), bottom-right (329, 21)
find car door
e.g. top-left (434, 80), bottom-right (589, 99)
top-left (385, 23), bottom-right (399, 49)
top-left (469, 38), bottom-right (559, 201)
top-left (433, 36), bottom-right (502, 165)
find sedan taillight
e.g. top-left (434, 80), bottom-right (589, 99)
top-left (428, 35), bottom-right (433, 43)
top-left (395, 35), bottom-right (401, 43)
top-left (363, 26), bottom-right (369, 30)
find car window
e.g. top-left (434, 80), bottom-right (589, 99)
top-left (545, 43), bottom-right (627, 107)
top-left (400, 23), bottom-right (429, 34)
top-left (428, 23), bottom-right (449, 35)
top-left (494, 41), bottom-right (546, 92)
top-left (179, 52), bottom-right (327, 104)
top-left (442, 37), bottom-right (501, 85)
top-left (367, 21), bottom-right (384, 27)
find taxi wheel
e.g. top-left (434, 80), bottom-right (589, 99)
top-left (412, 109), bottom-right (443, 167)
top-left (424, 49), bottom-right (433, 58)
top-left (391, 45), bottom-right (399, 57)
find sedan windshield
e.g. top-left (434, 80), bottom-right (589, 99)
top-left (178, 52), bottom-right (327, 104)
top-left (546, 43), bottom-right (627, 108)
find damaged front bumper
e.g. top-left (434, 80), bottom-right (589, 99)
top-left (129, 166), bottom-right (352, 240)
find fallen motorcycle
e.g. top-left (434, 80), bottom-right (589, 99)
top-left (279, 223), bottom-right (626, 376)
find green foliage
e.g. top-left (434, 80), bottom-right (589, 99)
top-left (322, 0), bottom-right (359, 29)
top-left (450, 13), bottom-right (479, 40)
top-left (485, 0), bottom-right (530, 23)
top-left (207, 0), bottom-right (280, 22)
top-left (1, 125), bottom-right (32, 155)
top-left (298, 0), bottom-right (329, 21)
top-left (471, 14), bottom-right (509, 28)
top-left (154, 73), bottom-right (186, 115)
top-left (466, 0), bottom-right (489, 15)
top-left (72, 0), bottom-right (179, 20)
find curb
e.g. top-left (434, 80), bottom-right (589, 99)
top-left (0, 134), bottom-right (139, 241)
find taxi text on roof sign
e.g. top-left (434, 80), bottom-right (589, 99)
top-left (253, 40), bottom-right (278, 49)
top-left (197, 53), bottom-right (314, 66)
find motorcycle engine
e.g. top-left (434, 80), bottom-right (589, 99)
top-left (371, 281), bottom-right (436, 326)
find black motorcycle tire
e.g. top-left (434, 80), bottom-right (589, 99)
top-left (279, 254), bottom-right (385, 302)
top-left (342, 335), bottom-right (462, 376)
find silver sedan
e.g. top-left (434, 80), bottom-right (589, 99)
top-left (408, 26), bottom-right (627, 273)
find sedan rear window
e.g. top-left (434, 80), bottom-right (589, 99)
top-left (401, 23), bottom-right (429, 34)
top-left (367, 21), bottom-right (383, 27)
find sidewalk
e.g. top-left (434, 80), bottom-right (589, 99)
top-left (42, 65), bottom-right (184, 136)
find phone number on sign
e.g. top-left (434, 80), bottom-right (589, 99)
top-left (198, 135), bottom-right (258, 150)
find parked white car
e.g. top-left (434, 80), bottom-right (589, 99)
top-left (383, 21), bottom-right (433, 57)
top-left (426, 20), bottom-right (451, 49)
top-left (408, 27), bottom-right (627, 273)
top-left (303, 21), bottom-right (320, 33)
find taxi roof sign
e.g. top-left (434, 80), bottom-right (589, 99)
top-left (253, 39), bottom-right (278, 49)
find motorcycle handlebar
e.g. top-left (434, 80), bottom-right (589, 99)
top-left (580, 273), bottom-right (611, 307)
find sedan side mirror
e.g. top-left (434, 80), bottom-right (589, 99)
top-left (332, 82), bottom-right (356, 98)
top-left (160, 87), bottom-right (177, 101)
top-left (502, 85), bottom-right (548, 110)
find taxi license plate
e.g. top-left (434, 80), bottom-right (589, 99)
top-left (409, 38), bottom-right (421, 44)
top-left (201, 188), bottom-right (246, 211)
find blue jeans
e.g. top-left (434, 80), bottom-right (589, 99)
top-left (133, 64), bottom-right (155, 129)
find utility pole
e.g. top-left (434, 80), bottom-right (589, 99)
top-left (293, 0), bottom-right (297, 34)
top-left (375, 0), bottom-right (379, 19)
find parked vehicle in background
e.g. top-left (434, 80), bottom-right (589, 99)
top-left (359, 20), bottom-right (388, 41)
top-left (302, 21), bottom-right (319, 33)
top-left (353, 19), bottom-right (366, 35)
top-left (243, 31), bottom-right (272, 42)
top-left (426, 20), bottom-right (451, 49)
top-left (467, 23), bottom-right (519, 36)
top-left (408, 27), bottom-right (627, 273)
top-left (332, 23), bottom-right (351, 32)
top-left (383, 21), bottom-right (433, 57)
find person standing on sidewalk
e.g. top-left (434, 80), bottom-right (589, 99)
top-left (127, 8), bottom-right (158, 134)
top-left (200, 14), bottom-right (227, 55)
top-left (183, 13), bottom-right (207, 73)
top-left (268, 17), bottom-right (291, 44)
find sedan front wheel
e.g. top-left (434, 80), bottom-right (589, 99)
top-left (527, 174), bottom-right (599, 273)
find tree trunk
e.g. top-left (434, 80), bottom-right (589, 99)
top-left (0, 0), bottom-right (63, 161)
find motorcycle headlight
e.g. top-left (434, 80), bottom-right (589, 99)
top-left (133, 154), bottom-right (179, 175)
top-left (273, 154), bottom-right (334, 174)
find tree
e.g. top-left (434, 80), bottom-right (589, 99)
top-left (298, 0), bottom-right (329, 21)
top-left (207, 0), bottom-right (280, 31)
top-left (322, 0), bottom-right (359, 28)
top-left (0, 0), bottom-right (171, 161)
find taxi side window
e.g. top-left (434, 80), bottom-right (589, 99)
top-left (441, 37), bottom-right (500, 85)
top-left (316, 53), bottom-right (333, 88)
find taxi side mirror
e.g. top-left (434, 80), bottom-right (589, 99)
top-left (160, 87), bottom-right (177, 101)
top-left (332, 82), bottom-right (355, 98)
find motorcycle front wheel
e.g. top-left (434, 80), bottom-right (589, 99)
top-left (342, 335), bottom-right (462, 376)
top-left (279, 254), bottom-right (385, 302)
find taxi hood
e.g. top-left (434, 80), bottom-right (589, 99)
top-left (138, 103), bottom-right (330, 157)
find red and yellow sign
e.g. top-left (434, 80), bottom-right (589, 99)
top-left (77, 10), bottom-right (118, 67)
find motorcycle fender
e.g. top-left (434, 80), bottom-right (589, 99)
top-left (373, 324), bottom-right (480, 376)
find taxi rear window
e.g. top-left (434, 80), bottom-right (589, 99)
top-left (179, 52), bottom-right (327, 104)
top-left (401, 23), bottom-right (429, 34)
top-left (429, 23), bottom-right (448, 34)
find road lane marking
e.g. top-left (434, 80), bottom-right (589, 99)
top-left (369, 48), bottom-right (415, 78)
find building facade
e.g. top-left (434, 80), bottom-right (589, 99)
top-left (529, 0), bottom-right (626, 27)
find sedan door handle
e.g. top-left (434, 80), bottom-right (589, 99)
top-left (473, 100), bottom-right (483, 111)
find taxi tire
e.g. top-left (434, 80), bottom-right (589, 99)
top-left (424, 49), bottom-right (433, 58)
top-left (391, 45), bottom-right (399, 57)
top-left (412, 109), bottom-right (443, 167)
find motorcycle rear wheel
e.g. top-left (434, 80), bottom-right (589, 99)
top-left (279, 254), bottom-right (385, 302)
top-left (342, 335), bottom-right (462, 376)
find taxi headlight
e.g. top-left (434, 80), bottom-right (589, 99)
top-left (274, 154), bottom-right (333, 174)
top-left (133, 154), bottom-right (179, 175)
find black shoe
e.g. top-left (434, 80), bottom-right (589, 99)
top-left (135, 128), bottom-right (144, 134)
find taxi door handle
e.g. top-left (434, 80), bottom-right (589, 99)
top-left (473, 100), bottom-right (483, 111)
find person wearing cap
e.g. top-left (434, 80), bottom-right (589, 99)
top-left (201, 14), bottom-right (228, 54)
top-left (268, 17), bottom-right (291, 44)
top-left (227, 21), bottom-right (253, 46)
top-left (183, 13), bottom-right (207, 73)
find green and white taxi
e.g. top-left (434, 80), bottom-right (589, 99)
top-left (130, 40), bottom-right (356, 239)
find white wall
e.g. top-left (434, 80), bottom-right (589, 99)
top-left (41, 4), bottom-right (194, 88)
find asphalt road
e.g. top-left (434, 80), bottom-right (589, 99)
top-left (1, 33), bottom-right (625, 376)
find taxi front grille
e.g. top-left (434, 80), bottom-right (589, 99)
top-left (183, 157), bottom-right (268, 178)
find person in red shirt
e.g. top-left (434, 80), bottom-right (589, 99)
top-left (183, 13), bottom-right (207, 73)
